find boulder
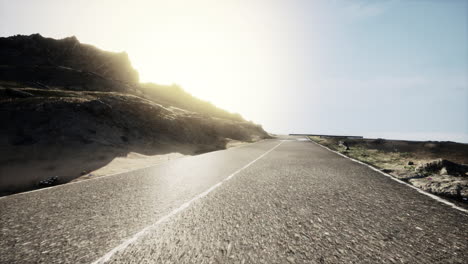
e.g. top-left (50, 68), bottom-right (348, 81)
top-left (338, 140), bottom-right (349, 150)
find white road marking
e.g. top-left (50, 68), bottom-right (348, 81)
top-left (307, 138), bottom-right (468, 214)
top-left (91, 140), bottom-right (284, 264)
top-left (0, 163), bottom-right (166, 200)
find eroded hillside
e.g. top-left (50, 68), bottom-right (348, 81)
top-left (0, 34), bottom-right (270, 195)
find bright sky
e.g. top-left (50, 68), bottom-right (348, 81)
top-left (1, 0), bottom-right (467, 142)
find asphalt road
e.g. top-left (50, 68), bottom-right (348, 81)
top-left (1, 137), bottom-right (467, 263)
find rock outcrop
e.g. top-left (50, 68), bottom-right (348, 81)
top-left (410, 175), bottom-right (468, 199)
top-left (0, 34), bottom-right (139, 83)
top-left (409, 159), bottom-right (468, 199)
top-left (416, 159), bottom-right (468, 177)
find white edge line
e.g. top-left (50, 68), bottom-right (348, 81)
top-left (306, 137), bottom-right (468, 214)
top-left (0, 139), bottom-right (270, 200)
top-left (91, 140), bottom-right (284, 264)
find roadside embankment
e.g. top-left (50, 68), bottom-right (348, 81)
top-left (309, 136), bottom-right (468, 204)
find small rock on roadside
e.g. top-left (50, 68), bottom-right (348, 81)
top-left (38, 176), bottom-right (59, 187)
top-left (338, 140), bottom-right (350, 150)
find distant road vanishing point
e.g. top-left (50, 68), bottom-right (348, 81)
top-left (1, 136), bottom-right (467, 263)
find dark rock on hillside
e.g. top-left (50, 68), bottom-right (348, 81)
top-left (338, 140), bottom-right (349, 150)
top-left (0, 65), bottom-right (136, 93)
top-left (0, 34), bottom-right (138, 83)
top-left (416, 159), bottom-right (468, 177)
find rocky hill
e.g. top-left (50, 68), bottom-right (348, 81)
top-left (0, 34), bottom-right (138, 83)
top-left (0, 34), bottom-right (270, 195)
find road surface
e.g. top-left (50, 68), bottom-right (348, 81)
top-left (1, 137), bottom-right (467, 263)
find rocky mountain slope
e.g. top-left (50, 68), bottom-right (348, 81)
top-left (0, 34), bottom-right (269, 195)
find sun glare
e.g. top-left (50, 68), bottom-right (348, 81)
top-left (81, 0), bottom-right (293, 119)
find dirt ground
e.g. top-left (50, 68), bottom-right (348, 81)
top-left (73, 139), bottom-right (250, 182)
top-left (0, 138), bottom-right (254, 196)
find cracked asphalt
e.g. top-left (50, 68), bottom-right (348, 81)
top-left (1, 137), bottom-right (467, 263)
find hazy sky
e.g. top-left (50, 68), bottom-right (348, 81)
top-left (1, 0), bottom-right (467, 142)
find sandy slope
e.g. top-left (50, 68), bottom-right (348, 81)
top-left (73, 139), bottom-right (251, 182)
top-left (72, 152), bottom-right (187, 182)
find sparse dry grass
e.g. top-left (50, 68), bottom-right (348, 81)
top-left (309, 136), bottom-right (416, 173)
top-left (309, 136), bottom-right (468, 202)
